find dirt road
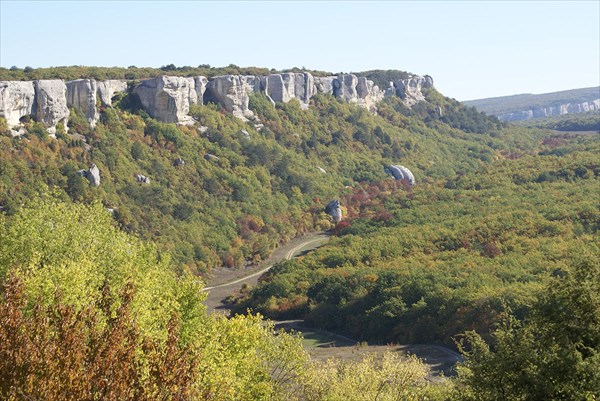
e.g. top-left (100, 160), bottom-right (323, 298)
top-left (201, 231), bottom-right (462, 378)
top-left (202, 232), bottom-right (330, 313)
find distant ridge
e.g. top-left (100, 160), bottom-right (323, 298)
top-left (464, 87), bottom-right (600, 121)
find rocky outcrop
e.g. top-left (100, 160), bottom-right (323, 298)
top-left (192, 76), bottom-right (208, 105)
top-left (394, 75), bottom-right (434, 107)
top-left (1, 72), bottom-right (433, 127)
top-left (0, 81), bottom-right (35, 127)
top-left (135, 174), bottom-right (150, 184)
top-left (204, 153), bottom-right (220, 162)
top-left (34, 80), bottom-right (69, 134)
top-left (333, 74), bottom-right (359, 103)
top-left (324, 200), bottom-right (343, 223)
top-left (134, 76), bottom-right (197, 124)
top-left (497, 99), bottom-right (600, 121)
top-left (356, 77), bottom-right (384, 112)
top-left (205, 75), bottom-right (255, 121)
top-left (314, 76), bottom-right (336, 95)
top-left (261, 74), bottom-right (292, 103)
top-left (96, 80), bottom-right (127, 107)
top-left (66, 79), bottom-right (98, 126)
top-left (77, 164), bottom-right (101, 186)
top-left (66, 79), bottom-right (127, 126)
top-left (314, 74), bottom-right (386, 113)
top-left (261, 72), bottom-right (316, 108)
top-left (385, 165), bottom-right (415, 185)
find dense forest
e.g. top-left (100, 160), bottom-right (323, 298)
top-left (1, 65), bottom-right (598, 399)
top-left (233, 134), bottom-right (598, 347)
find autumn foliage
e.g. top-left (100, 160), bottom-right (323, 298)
top-left (0, 276), bottom-right (199, 401)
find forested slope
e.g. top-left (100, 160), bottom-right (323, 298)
top-left (1, 65), bottom-right (598, 399)
top-left (464, 86), bottom-right (600, 115)
top-left (234, 134), bottom-right (599, 347)
top-left (0, 81), bottom-right (523, 275)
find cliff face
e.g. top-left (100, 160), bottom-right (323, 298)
top-left (0, 81), bottom-right (35, 127)
top-left (134, 76), bottom-right (199, 124)
top-left (0, 72), bottom-right (433, 129)
top-left (498, 100), bottom-right (600, 121)
top-left (463, 87), bottom-right (600, 122)
top-left (1, 78), bottom-right (128, 131)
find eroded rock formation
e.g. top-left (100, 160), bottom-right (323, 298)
top-left (66, 79), bottom-right (98, 126)
top-left (134, 76), bottom-right (198, 124)
top-left (497, 99), bottom-right (600, 121)
top-left (1, 72), bottom-right (433, 128)
top-left (205, 75), bottom-right (255, 121)
top-left (324, 200), bottom-right (343, 223)
top-left (34, 80), bottom-right (69, 134)
top-left (97, 80), bottom-right (127, 107)
top-left (77, 164), bottom-right (101, 186)
top-left (261, 72), bottom-right (317, 109)
top-left (0, 81), bottom-right (35, 127)
top-left (385, 165), bottom-right (415, 185)
top-left (394, 76), bottom-right (434, 107)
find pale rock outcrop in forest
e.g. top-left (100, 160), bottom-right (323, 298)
top-left (66, 79), bottom-right (99, 126)
top-left (205, 75), bottom-right (256, 121)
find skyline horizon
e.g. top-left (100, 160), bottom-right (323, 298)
top-left (1, 62), bottom-right (598, 102)
top-left (1, 1), bottom-right (599, 101)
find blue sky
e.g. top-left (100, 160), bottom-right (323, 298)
top-left (1, 0), bottom-right (598, 100)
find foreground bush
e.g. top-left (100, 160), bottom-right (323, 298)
top-left (0, 198), bottom-right (309, 400)
top-left (298, 352), bottom-right (441, 401)
top-left (0, 276), bottom-right (199, 401)
top-left (454, 249), bottom-right (600, 400)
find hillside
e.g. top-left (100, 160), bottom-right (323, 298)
top-left (464, 86), bottom-right (600, 121)
top-left (233, 133), bottom-right (599, 348)
top-left (517, 110), bottom-right (600, 132)
top-left (1, 65), bottom-right (598, 400)
top-left (0, 67), bottom-right (518, 276)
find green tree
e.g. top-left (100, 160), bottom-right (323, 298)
top-left (454, 248), bottom-right (600, 400)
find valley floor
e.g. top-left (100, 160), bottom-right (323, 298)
top-left (202, 232), bottom-right (461, 379)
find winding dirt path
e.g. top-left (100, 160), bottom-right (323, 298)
top-left (202, 232), bottom-right (330, 313)
top-left (201, 231), bottom-right (462, 378)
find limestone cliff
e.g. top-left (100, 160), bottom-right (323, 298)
top-left (134, 76), bottom-right (200, 124)
top-left (34, 80), bottom-right (69, 134)
top-left (394, 75), bottom-right (434, 107)
top-left (205, 75), bottom-right (255, 121)
top-left (0, 81), bottom-right (35, 127)
top-left (67, 79), bottom-right (127, 127)
top-left (261, 72), bottom-right (316, 108)
top-left (97, 80), bottom-right (127, 107)
top-left (463, 87), bottom-right (600, 121)
top-left (0, 71), bottom-right (434, 128)
top-left (497, 99), bottom-right (600, 121)
top-left (66, 79), bottom-right (98, 126)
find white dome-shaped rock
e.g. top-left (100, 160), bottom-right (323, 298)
top-left (385, 165), bottom-right (415, 185)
